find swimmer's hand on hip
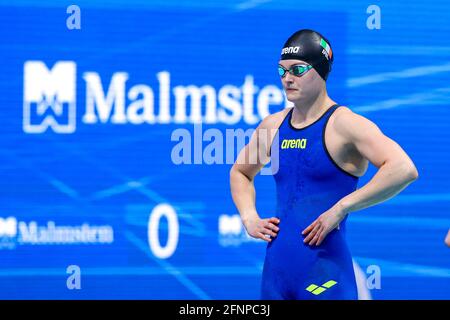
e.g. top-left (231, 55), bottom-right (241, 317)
top-left (244, 216), bottom-right (280, 242)
top-left (302, 204), bottom-right (346, 246)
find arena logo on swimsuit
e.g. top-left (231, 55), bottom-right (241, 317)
top-left (22, 61), bottom-right (290, 134)
top-left (281, 138), bottom-right (307, 149)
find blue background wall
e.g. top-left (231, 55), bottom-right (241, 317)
top-left (0, 0), bottom-right (449, 299)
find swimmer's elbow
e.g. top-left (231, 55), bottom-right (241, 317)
top-left (229, 165), bottom-right (235, 181)
top-left (230, 164), bottom-right (253, 183)
top-left (408, 166), bottom-right (419, 181)
top-left (398, 162), bottom-right (419, 182)
top-left (387, 157), bottom-right (419, 181)
top-left (229, 165), bottom-right (241, 181)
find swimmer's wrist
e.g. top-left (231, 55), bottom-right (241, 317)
top-left (241, 211), bottom-right (259, 228)
top-left (336, 200), bottom-right (351, 217)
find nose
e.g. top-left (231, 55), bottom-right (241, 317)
top-left (283, 72), bottom-right (295, 84)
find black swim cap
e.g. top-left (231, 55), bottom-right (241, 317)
top-left (280, 29), bottom-right (334, 81)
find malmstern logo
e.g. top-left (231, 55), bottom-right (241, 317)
top-left (305, 280), bottom-right (338, 295)
top-left (0, 216), bottom-right (114, 250)
top-left (23, 61), bottom-right (76, 133)
top-left (22, 61), bottom-right (290, 134)
top-left (0, 217), bottom-right (17, 237)
top-left (0, 217), bottom-right (18, 249)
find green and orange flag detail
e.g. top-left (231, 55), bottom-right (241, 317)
top-left (320, 38), bottom-right (333, 59)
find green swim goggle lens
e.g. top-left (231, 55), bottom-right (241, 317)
top-left (278, 64), bottom-right (313, 78)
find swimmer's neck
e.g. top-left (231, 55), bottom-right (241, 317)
top-left (291, 88), bottom-right (336, 123)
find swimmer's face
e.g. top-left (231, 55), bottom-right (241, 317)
top-left (278, 59), bottom-right (324, 103)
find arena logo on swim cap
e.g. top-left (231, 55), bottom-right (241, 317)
top-left (281, 46), bottom-right (300, 55)
top-left (320, 38), bottom-right (332, 60)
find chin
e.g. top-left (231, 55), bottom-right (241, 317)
top-left (286, 92), bottom-right (302, 102)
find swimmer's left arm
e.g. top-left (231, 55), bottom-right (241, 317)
top-left (302, 109), bottom-right (419, 246)
top-left (334, 110), bottom-right (419, 213)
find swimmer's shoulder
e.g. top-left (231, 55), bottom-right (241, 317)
top-left (331, 105), bottom-right (374, 134)
top-left (258, 107), bottom-right (293, 131)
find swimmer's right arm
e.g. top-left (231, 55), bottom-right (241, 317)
top-left (229, 118), bottom-right (280, 242)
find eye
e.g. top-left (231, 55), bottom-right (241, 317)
top-left (278, 66), bottom-right (286, 77)
top-left (292, 65), bottom-right (308, 75)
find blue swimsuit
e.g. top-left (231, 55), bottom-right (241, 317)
top-left (261, 104), bottom-right (359, 300)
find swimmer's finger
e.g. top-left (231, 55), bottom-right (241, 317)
top-left (309, 226), bottom-right (323, 246)
top-left (266, 222), bottom-right (280, 232)
top-left (262, 227), bottom-right (277, 238)
top-left (302, 220), bottom-right (317, 235)
top-left (257, 232), bottom-right (271, 242)
top-left (268, 217), bottom-right (280, 224)
top-left (303, 223), bottom-right (320, 243)
top-left (316, 229), bottom-right (327, 246)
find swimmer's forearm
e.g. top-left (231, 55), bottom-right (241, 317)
top-left (230, 167), bottom-right (259, 225)
top-left (338, 160), bottom-right (419, 214)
